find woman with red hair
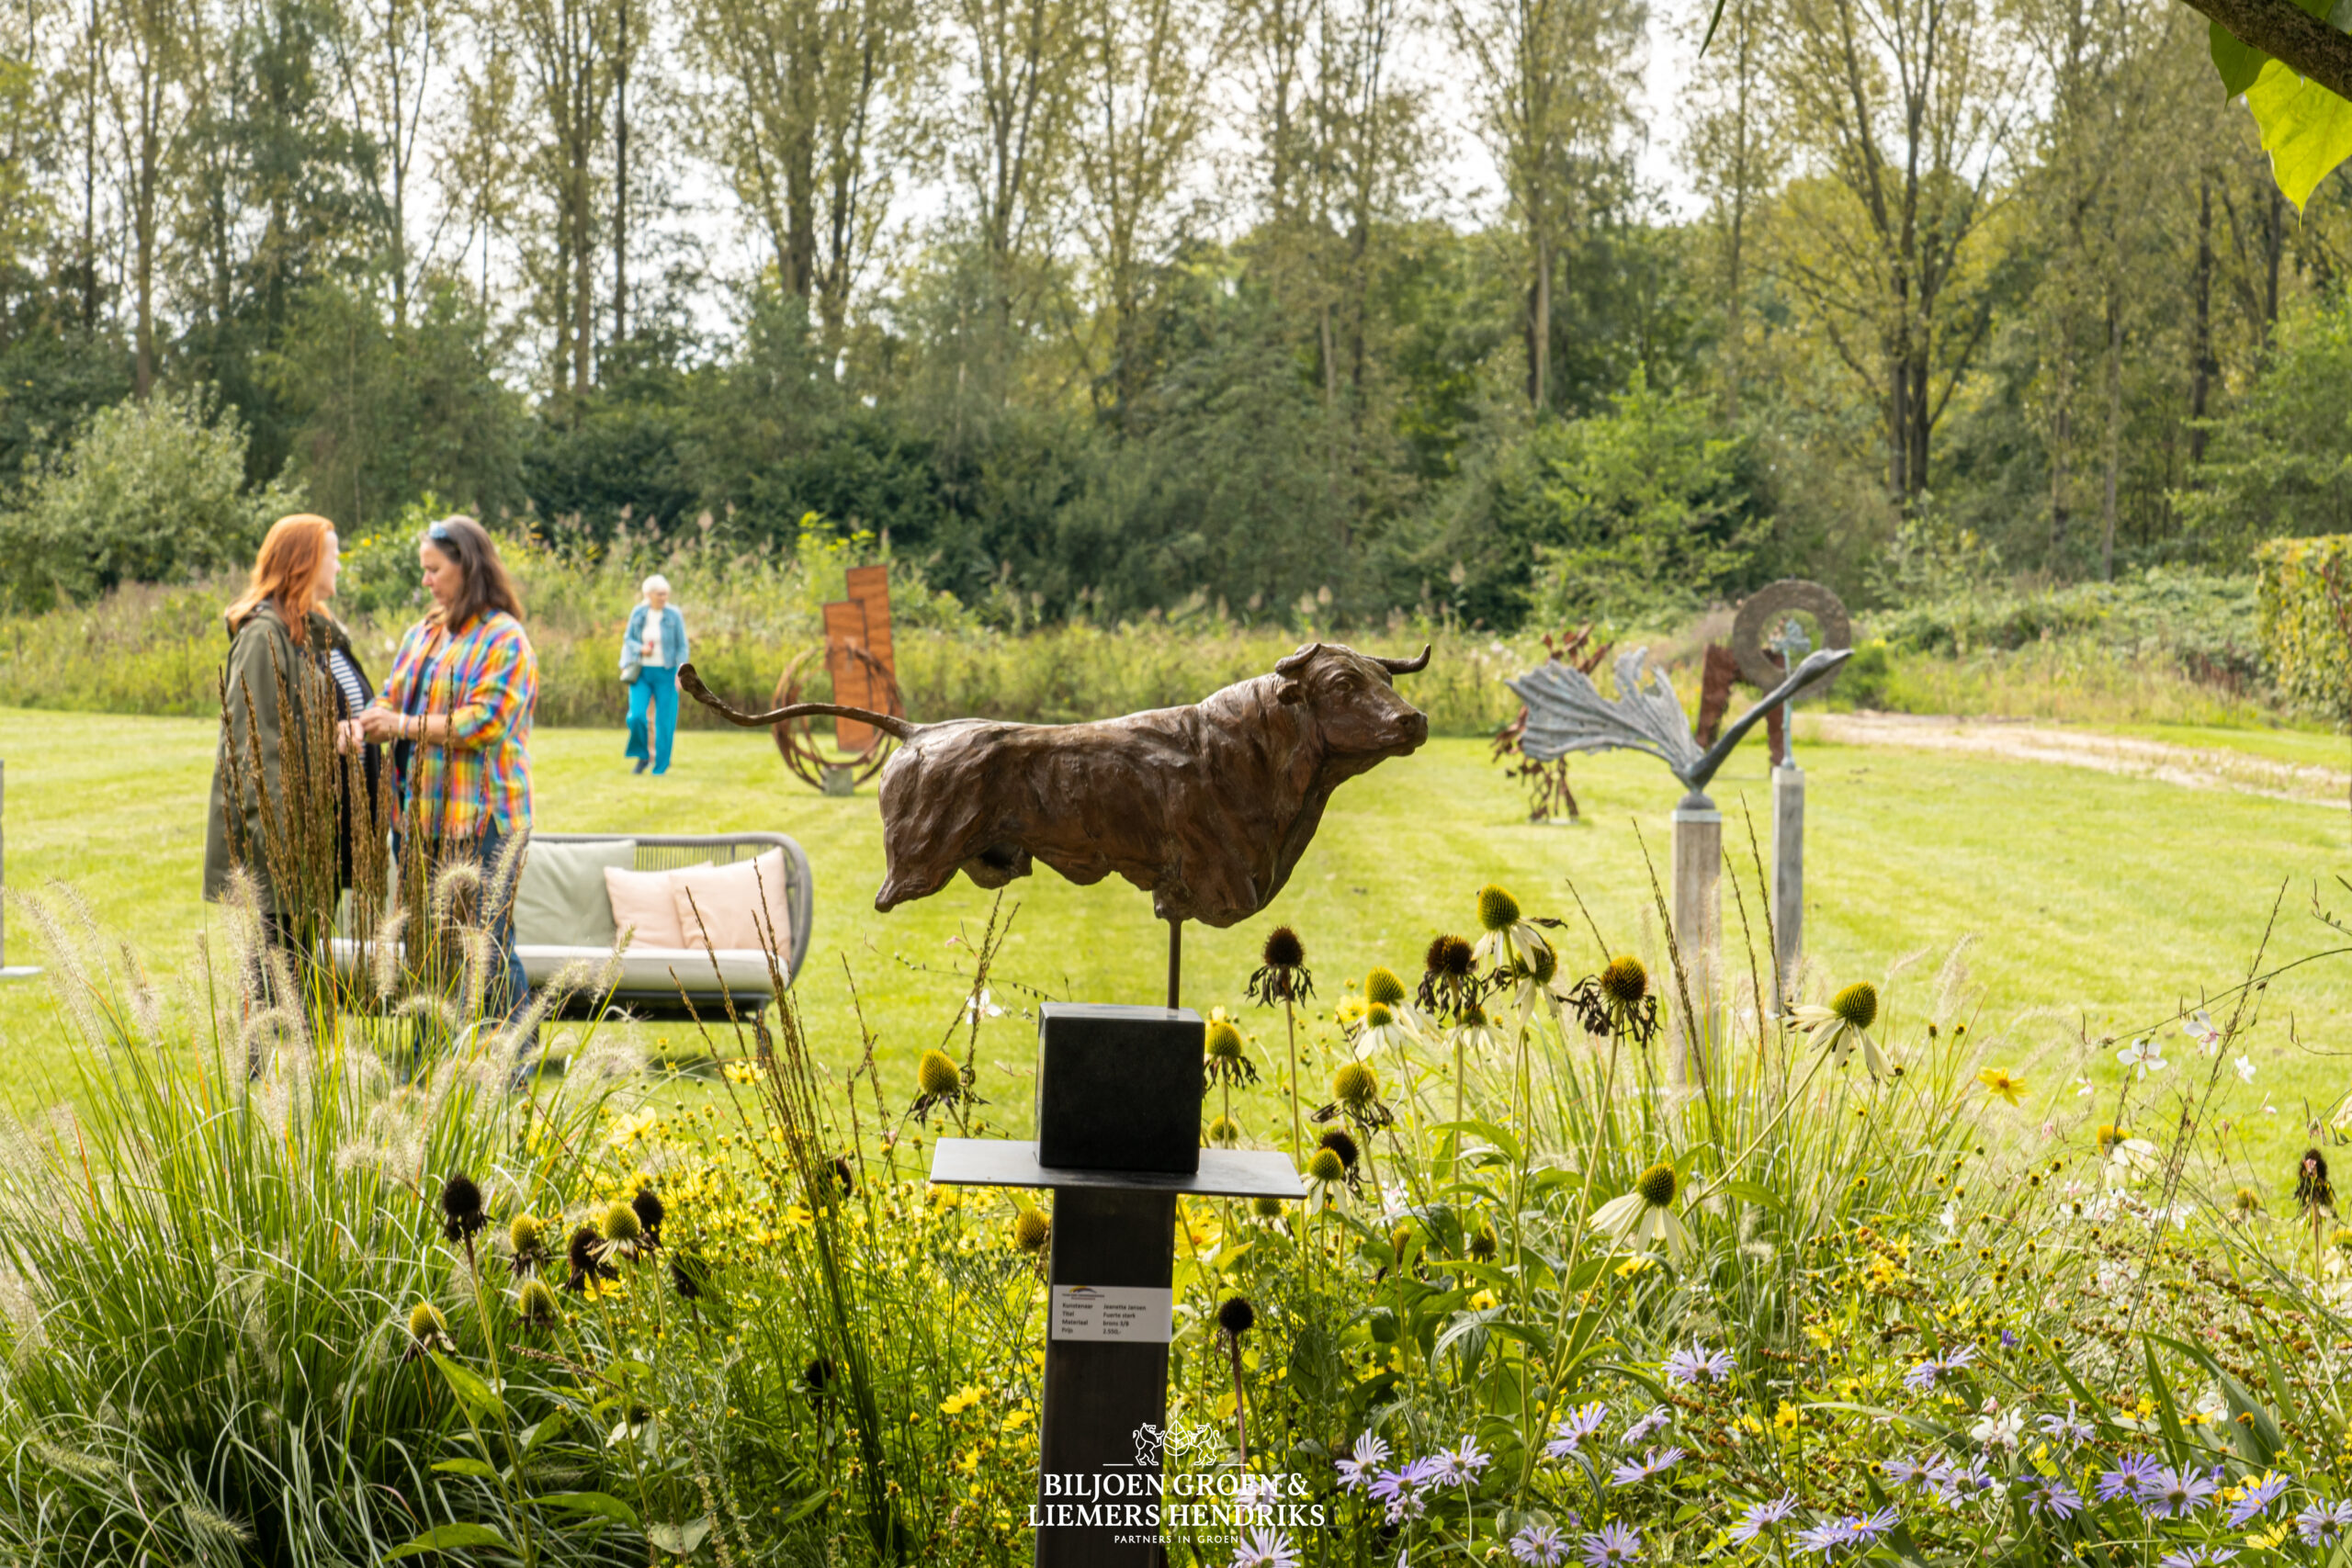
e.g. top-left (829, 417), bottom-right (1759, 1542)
top-left (202, 514), bottom-right (380, 962)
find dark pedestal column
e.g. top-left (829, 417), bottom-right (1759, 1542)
top-left (1036, 1186), bottom-right (1178, 1568)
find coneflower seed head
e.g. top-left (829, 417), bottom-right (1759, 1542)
top-left (1306, 1148), bottom-right (1347, 1183)
top-left (1363, 1001), bottom-right (1394, 1029)
top-left (1205, 1021), bottom-right (1245, 1059)
top-left (407, 1302), bottom-right (448, 1342)
top-left (1476, 884), bottom-right (1521, 933)
top-left (1013, 1209), bottom-right (1050, 1253)
top-left (1261, 926), bottom-right (1305, 969)
top-left (1600, 955), bottom-right (1647, 1005)
top-left (916, 1049), bottom-right (962, 1099)
top-left (1250, 1195), bottom-right (1283, 1217)
top-left (630, 1188), bottom-right (664, 1238)
top-left (1427, 934), bottom-right (1475, 978)
top-left (1831, 982), bottom-right (1879, 1031)
top-left (1217, 1296), bottom-right (1257, 1336)
top-left (602, 1201), bottom-right (643, 1244)
top-left (1317, 1128), bottom-right (1359, 1168)
top-left (509, 1214), bottom-right (541, 1256)
top-left (1332, 1061), bottom-right (1380, 1105)
top-left (515, 1279), bottom-right (560, 1325)
top-left (1364, 966), bottom-right (1407, 1006)
top-left (1635, 1162), bottom-right (1679, 1208)
top-left (1523, 942), bottom-right (1556, 985)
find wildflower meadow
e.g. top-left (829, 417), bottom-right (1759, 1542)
top-left (4, 824), bottom-right (2348, 1568)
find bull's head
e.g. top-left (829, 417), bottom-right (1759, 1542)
top-left (1272, 642), bottom-right (1430, 759)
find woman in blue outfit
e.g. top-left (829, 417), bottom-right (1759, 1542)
top-left (622, 574), bottom-right (687, 774)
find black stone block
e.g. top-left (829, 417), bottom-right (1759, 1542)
top-left (1035, 1002), bottom-right (1203, 1174)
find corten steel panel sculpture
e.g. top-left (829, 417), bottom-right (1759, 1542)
top-left (680, 642), bottom-right (1431, 997)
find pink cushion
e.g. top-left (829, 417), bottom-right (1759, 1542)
top-left (673, 848), bottom-right (793, 955)
top-left (603, 864), bottom-right (687, 948)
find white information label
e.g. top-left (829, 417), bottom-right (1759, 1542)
top-left (1049, 1285), bottom-right (1174, 1343)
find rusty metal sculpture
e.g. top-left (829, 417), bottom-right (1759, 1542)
top-left (679, 642), bottom-right (1431, 1003)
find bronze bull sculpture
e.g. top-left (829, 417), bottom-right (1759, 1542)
top-left (677, 642), bottom-right (1430, 929)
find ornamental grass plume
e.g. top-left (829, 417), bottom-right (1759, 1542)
top-left (1794, 980), bottom-right (1895, 1078)
top-left (1589, 1162), bottom-right (1692, 1259)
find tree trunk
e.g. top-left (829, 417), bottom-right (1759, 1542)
top-left (2100, 284), bottom-right (2120, 581)
top-left (2188, 174), bottom-right (2215, 467)
top-left (614, 0), bottom-right (628, 346)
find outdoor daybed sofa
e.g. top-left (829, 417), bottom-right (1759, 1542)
top-left (332, 830), bottom-right (814, 1029)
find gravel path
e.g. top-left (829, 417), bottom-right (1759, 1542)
top-left (1805, 712), bottom-right (2352, 807)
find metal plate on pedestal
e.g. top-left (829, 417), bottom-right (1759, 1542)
top-left (927, 1139), bottom-right (1306, 1200)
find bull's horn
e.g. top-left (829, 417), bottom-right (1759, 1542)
top-left (1377, 644), bottom-right (1431, 675)
top-left (1274, 642), bottom-right (1324, 676)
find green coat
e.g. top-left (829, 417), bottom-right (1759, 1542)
top-left (201, 601), bottom-right (376, 908)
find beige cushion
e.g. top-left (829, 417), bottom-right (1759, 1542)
top-left (515, 840), bottom-right (636, 947)
top-left (673, 848), bottom-right (793, 955)
top-left (604, 864), bottom-right (687, 948)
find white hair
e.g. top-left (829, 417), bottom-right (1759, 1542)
top-left (640, 574), bottom-right (671, 599)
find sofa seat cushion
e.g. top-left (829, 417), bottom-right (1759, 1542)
top-left (517, 943), bottom-right (779, 996)
top-left (516, 840), bottom-right (637, 947)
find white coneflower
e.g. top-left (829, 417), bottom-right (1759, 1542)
top-left (1351, 998), bottom-right (1414, 1059)
top-left (1589, 1162), bottom-right (1692, 1259)
top-left (2097, 1123), bottom-right (2159, 1188)
top-left (1793, 982), bottom-right (1894, 1078)
top-left (1470, 883), bottom-right (1551, 975)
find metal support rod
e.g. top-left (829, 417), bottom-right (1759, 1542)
top-left (1165, 919), bottom-right (1182, 1010)
top-left (1670, 792), bottom-right (1722, 1089)
top-left (1771, 763), bottom-right (1805, 1000)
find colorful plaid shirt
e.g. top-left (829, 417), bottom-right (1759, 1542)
top-left (372, 610), bottom-right (537, 840)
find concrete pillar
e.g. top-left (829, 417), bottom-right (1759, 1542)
top-left (1772, 762), bottom-right (1804, 998)
top-left (1671, 792), bottom-right (1721, 1089)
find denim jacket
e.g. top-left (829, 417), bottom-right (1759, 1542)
top-left (622, 603), bottom-right (688, 676)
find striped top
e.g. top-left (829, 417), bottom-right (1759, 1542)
top-left (371, 611), bottom-right (537, 840)
top-left (327, 647), bottom-right (370, 716)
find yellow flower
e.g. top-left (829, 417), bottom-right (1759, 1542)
top-left (1772, 1403), bottom-right (1802, 1433)
top-left (1468, 1289), bottom-right (1498, 1310)
top-left (1977, 1067), bottom-right (2025, 1105)
top-left (941, 1386), bottom-right (984, 1416)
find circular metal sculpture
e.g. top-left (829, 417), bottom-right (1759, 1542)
top-left (1732, 580), bottom-right (1850, 693)
top-left (768, 644), bottom-right (903, 791)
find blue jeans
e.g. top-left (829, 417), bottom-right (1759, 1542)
top-left (627, 666), bottom-right (678, 773)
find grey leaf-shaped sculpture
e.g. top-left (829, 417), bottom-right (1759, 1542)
top-left (1510, 646), bottom-right (1852, 796)
top-left (1510, 647), bottom-right (1701, 776)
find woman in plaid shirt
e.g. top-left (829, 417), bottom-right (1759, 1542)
top-left (357, 516), bottom-right (537, 1030)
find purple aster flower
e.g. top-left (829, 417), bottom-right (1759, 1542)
top-left (1663, 1343), bottom-right (1736, 1385)
top-left (1903, 1343), bottom-right (1978, 1392)
top-left (1999, 1328), bottom-right (2019, 1348)
top-left (1609, 1447), bottom-right (1685, 1487)
top-left (1793, 1506), bottom-right (1899, 1561)
top-left (1451, 1436), bottom-right (1493, 1481)
top-left (2298, 1498), bottom-right (2352, 1546)
top-left (2141, 1464), bottom-right (2217, 1519)
top-left (1883, 1457), bottom-right (1930, 1489)
top-left (1546, 1402), bottom-right (1609, 1460)
top-left (1229, 1528), bottom-right (1302, 1568)
top-left (2036, 1402), bottom-right (2094, 1447)
top-left (1335, 1431), bottom-right (1388, 1492)
top-left (1622, 1406), bottom-right (1673, 1445)
top-left (2157, 1551), bottom-right (2237, 1568)
top-left (1510, 1523), bottom-right (1570, 1567)
top-left (2097, 1453), bottom-right (2163, 1502)
top-left (2227, 1472), bottom-right (2291, 1528)
top-left (1929, 1455), bottom-right (1996, 1505)
top-left (1577, 1522), bottom-right (1643, 1566)
top-left (2027, 1476), bottom-right (2084, 1519)
top-left (1367, 1467), bottom-right (1415, 1514)
top-left (1729, 1495), bottom-right (1799, 1542)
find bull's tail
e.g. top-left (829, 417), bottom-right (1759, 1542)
top-left (677, 662), bottom-right (919, 741)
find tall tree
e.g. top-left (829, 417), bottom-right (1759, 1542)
top-left (1767, 0), bottom-right (2015, 502)
top-left (97, 0), bottom-right (199, 396)
top-left (692, 0), bottom-right (910, 354)
top-left (1446, 0), bottom-right (1641, 411)
top-left (326, 0), bottom-right (449, 319)
top-left (945, 0), bottom-right (1078, 339)
top-left (1070, 0), bottom-right (1215, 422)
top-left (1680, 0), bottom-right (1779, 421)
top-left (509, 0), bottom-right (622, 399)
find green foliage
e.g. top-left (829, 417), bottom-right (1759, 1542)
top-left (1871, 568), bottom-right (2262, 685)
top-left (2177, 289), bottom-right (2352, 559)
top-left (0, 388), bottom-right (298, 612)
top-left (2255, 532), bottom-right (2352, 721)
top-left (1495, 372), bottom-right (1769, 627)
top-left (2211, 12), bottom-right (2352, 210)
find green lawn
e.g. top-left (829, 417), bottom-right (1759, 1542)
top-left (6, 707), bottom-right (2350, 1168)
